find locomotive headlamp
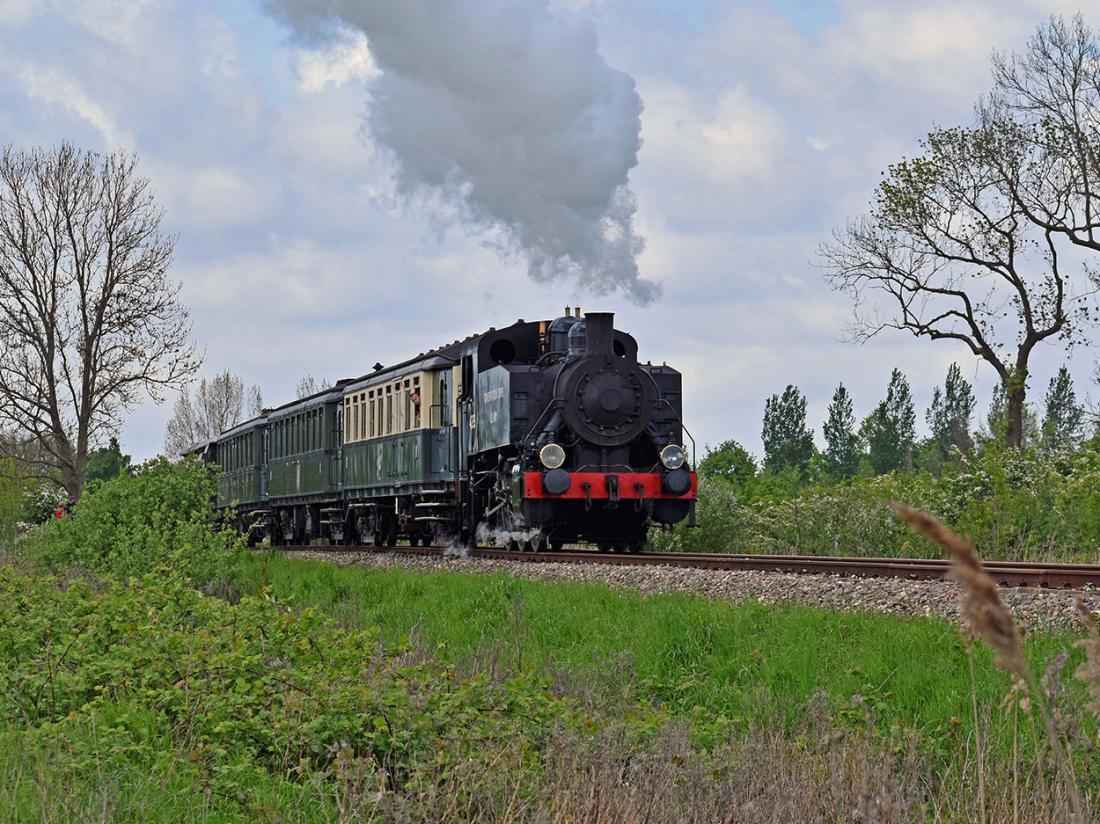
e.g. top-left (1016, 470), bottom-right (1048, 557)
top-left (660, 444), bottom-right (686, 470)
top-left (539, 443), bottom-right (566, 470)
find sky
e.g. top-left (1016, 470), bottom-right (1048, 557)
top-left (0, 0), bottom-right (1095, 463)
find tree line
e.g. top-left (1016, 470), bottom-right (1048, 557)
top-left (706, 363), bottom-right (1091, 483)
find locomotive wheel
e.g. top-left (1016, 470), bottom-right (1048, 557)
top-left (527, 533), bottom-right (547, 553)
top-left (597, 542), bottom-right (613, 554)
top-left (550, 540), bottom-right (564, 552)
top-left (507, 537), bottom-right (522, 553)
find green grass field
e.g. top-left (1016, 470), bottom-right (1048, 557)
top-left (244, 553), bottom-right (1084, 748)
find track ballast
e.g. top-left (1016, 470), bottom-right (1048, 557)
top-left (275, 545), bottom-right (1100, 590)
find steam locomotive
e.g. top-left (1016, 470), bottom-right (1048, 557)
top-left (199, 309), bottom-right (696, 552)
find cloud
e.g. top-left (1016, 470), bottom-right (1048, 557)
top-left (294, 28), bottom-right (377, 92)
top-left (263, 0), bottom-right (658, 304)
top-left (13, 62), bottom-right (130, 147)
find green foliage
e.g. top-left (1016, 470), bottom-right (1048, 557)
top-left (0, 568), bottom-right (563, 819)
top-left (19, 481), bottom-right (65, 526)
top-left (862, 369), bottom-right (915, 474)
top-left (247, 555), bottom-right (1080, 764)
top-left (661, 442), bottom-right (1100, 562)
top-left (698, 440), bottom-right (756, 489)
top-left (761, 385), bottom-right (815, 476)
top-left (925, 363), bottom-right (975, 462)
top-left (823, 383), bottom-right (859, 480)
top-left (19, 457), bottom-right (241, 587)
top-left (0, 458), bottom-right (30, 548)
top-left (84, 436), bottom-right (133, 484)
top-left (985, 382), bottom-right (1040, 447)
top-left (1041, 366), bottom-right (1084, 452)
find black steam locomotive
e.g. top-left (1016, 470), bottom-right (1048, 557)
top-left (201, 309), bottom-right (696, 552)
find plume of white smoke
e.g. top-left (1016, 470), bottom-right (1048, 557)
top-left (264, 0), bottom-right (659, 303)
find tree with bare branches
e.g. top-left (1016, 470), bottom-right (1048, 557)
top-left (823, 123), bottom-right (1098, 448)
top-left (164, 371), bottom-right (263, 457)
top-left (0, 143), bottom-right (200, 497)
top-left (983, 15), bottom-right (1100, 257)
top-left (295, 374), bottom-right (328, 400)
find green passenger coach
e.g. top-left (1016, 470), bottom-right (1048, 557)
top-left (215, 417), bottom-right (265, 513)
top-left (265, 388), bottom-right (343, 544)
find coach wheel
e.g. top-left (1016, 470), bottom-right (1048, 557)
top-left (597, 542), bottom-right (612, 554)
top-left (624, 538), bottom-right (644, 554)
top-left (385, 526), bottom-right (397, 547)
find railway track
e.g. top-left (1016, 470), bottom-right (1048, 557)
top-left (277, 545), bottom-right (1100, 590)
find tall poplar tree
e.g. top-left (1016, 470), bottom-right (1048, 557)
top-left (761, 385), bottom-right (815, 476)
top-left (926, 363), bottom-right (976, 459)
top-left (1041, 366), bottom-right (1084, 451)
top-left (861, 369), bottom-right (915, 474)
top-left (823, 383), bottom-right (858, 479)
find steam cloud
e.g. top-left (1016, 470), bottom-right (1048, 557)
top-left (264, 0), bottom-right (658, 304)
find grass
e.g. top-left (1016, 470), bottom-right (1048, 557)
top-left (243, 552), bottom-right (1083, 750)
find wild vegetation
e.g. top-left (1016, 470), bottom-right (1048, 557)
top-left (659, 362), bottom-right (1100, 560)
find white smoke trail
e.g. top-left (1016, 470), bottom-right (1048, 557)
top-left (264, 0), bottom-right (659, 304)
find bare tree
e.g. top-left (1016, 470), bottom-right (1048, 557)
top-left (247, 384), bottom-right (264, 418)
top-left (0, 143), bottom-right (200, 497)
top-left (164, 371), bottom-right (262, 456)
top-left (984, 15), bottom-right (1100, 256)
top-left (823, 125), bottom-right (1099, 448)
top-left (295, 374), bottom-right (328, 399)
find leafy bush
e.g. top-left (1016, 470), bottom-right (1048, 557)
top-left (658, 445), bottom-right (1100, 560)
top-left (0, 567), bottom-right (564, 815)
top-left (19, 457), bottom-right (241, 587)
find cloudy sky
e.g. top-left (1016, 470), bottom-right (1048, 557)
top-left (0, 0), bottom-right (1095, 462)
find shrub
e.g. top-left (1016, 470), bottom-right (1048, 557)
top-left (19, 457), bottom-right (241, 587)
top-left (0, 567), bottom-right (563, 815)
top-left (659, 445), bottom-right (1100, 560)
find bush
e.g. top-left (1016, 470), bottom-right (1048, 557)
top-left (657, 445), bottom-right (1100, 560)
top-left (19, 457), bottom-right (241, 587)
top-left (0, 567), bottom-right (564, 818)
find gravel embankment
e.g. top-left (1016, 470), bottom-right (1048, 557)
top-left (281, 549), bottom-right (1096, 635)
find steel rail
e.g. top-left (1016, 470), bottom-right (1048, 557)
top-left (275, 544), bottom-right (1100, 589)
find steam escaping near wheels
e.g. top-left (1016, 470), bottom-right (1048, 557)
top-left (262, 0), bottom-right (659, 304)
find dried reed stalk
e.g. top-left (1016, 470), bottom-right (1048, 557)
top-left (1073, 598), bottom-right (1100, 720)
top-left (892, 504), bottom-right (1087, 824)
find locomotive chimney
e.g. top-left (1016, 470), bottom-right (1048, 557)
top-left (584, 311), bottom-right (614, 357)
